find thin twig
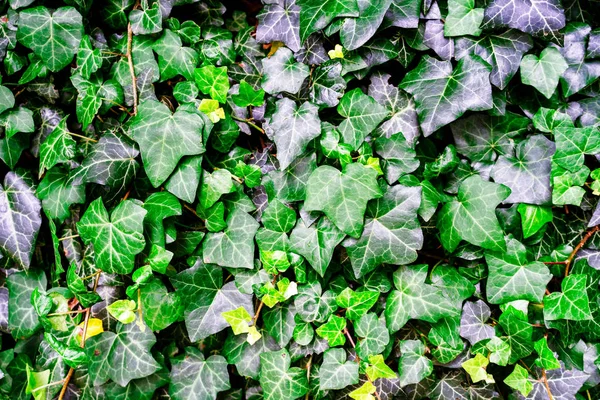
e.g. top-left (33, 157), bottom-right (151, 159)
top-left (67, 132), bottom-right (98, 142)
top-left (58, 234), bottom-right (79, 242)
top-left (126, 23), bottom-right (138, 116)
top-left (231, 115), bottom-right (265, 133)
top-left (343, 328), bottom-right (382, 400)
top-left (31, 379), bottom-right (65, 392)
top-left (543, 261), bottom-right (567, 265)
top-left (57, 369), bottom-right (74, 400)
top-left (565, 226), bottom-right (599, 276)
top-left (305, 355), bottom-right (312, 400)
top-left (47, 309), bottom-right (87, 317)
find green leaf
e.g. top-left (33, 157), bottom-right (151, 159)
top-left (256, 0), bottom-right (301, 52)
top-left (85, 321), bottom-right (160, 387)
top-left (491, 134), bottom-right (555, 205)
top-left (504, 364), bottom-right (533, 397)
top-left (39, 117), bottom-right (76, 177)
top-left (164, 155), bottom-right (203, 203)
top-left (304, 163), bottom-right (382, 238)
top-left (77, 198), bottom-right (146, 274)
top-left (265, 98), bottom-right (321, 170)
top-left (261, 47), bottom-right (309, 95)
top-left (0, 86), bottom-right (15, 115)
top-left (232, 80), bottom-right (265, 107)
top-left (107, 299), bottom-right (137, 324)
top-left (349, 382), bottom-right (377, 400)
top-left (337, 88), bottom-right (388, 150)
top-left (8, 270), bottom-right (46, 339)
top-left (316, 314), bottom-right (346, 346)
top-left (365, 354), bottom-right (396, 381)
top-left (335, 288), bottom-right (379, 320)
top-left (37, 166), bottom-right (85, 222)
top-left (129, 3), bottom-right (162, 35)
top-left (445, 0), bottom-right (484, 36)
top-left (398, 340), bottom-right (433, 387)
top-left (154, 30), bottom-right (198, 81)
top-left (534, 337), bottom-right (560, 370)
top-left (77, 35), bottom-right (101, 79)
top-left (553, 126), bottom-right (600, 172)
top-left (223, 306), bottom-right (253, 335)
top-left (310, 60), bottom-right (346, 109)
top-left (517, 204), bottom-right (553, 239)
top-left (263, 303), bottom-right (295, 347)
top-left (486, 238), bottom-right (552, 304)
top-left (169, 347), bottom-right (230, 400)
top-left (17, 6), bottom-right (83, 71)
top-left (400, 55), bottom-right (492, 136)
top-left (298, 0), bottom-right (359, 43)
top-left (339, 0), bottom-right (392, 51)
top-left (0, 107), bottom-right (35, 138)
top-left (319, 348), bottom-right (359, 390)
top-left (128, 100), bottom-right (206, 187)
top-left (520, 47), bottom-right (568, 99)
top-left (344, 184), bottom-right (422, 278)
top-left (202, 209), bottom-right (259, 269)
top-left (140, 278), bottom-right (183, 331)
top-left (260, 349), bottom-right (309, 400)
top-left (386, 264), bottom-right (459, 332)
top-left (194, 65), bottom-right (229, 103)
top-left (437, 175), bottom-right (510, 253)
top-left (25, 364), bottom-right (49, 400)
top-left (355, 313), bottom-right (389, 358)
top-left (198, 169), bottom-right (234, 211)
top-left (544, 274), bottom-right (592, 321)
top-left (262, 199), bottom-right (297, 233)
top-left (289, 216), bottom-right (346, 276)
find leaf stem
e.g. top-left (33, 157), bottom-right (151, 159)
top-left (565, 225), bottom-right (599, 276)
top-left (31, 379), bottom-right (65, 392)
top-left (343, 327), bottom-right (382, 400)
top-left (58, 234), bottom-right (79, 241)
top-left (67, 132), bottom-right (98, 142)
top-left (541, 369), bottom-right (554, 400)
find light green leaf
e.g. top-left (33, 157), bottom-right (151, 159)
top-left (553, 126), bottom-right (600, 172)
top-left (365, 355), bottom-right (396, 381)
top-left (544, 274), bottom-right (592, 321)
top-left (335, 288), bottom-right (379, 320)
top-left (316, 315), bottom-right (346, 346)
top-left (194, 65), bottom-right (229, 103)
top-left (504, 364), bottom-right (533, 397)
top-left (518, 204), bottom-right (553, 239)
top-left (232, 80), bottom-right (265, 107)
top-left (107, 299), bottom-right (137, 324)
top-left (461, 353), bottom-right (494, 383)
top-left (534, 337), bottom-right (560, 370)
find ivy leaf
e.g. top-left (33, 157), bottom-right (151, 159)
top-left (319, 348), bottom-right (359, 390)
top-left (1, 107), bottom-right (35, 138)
top-left (339, 0), bottom-right (392, 51)
top-left (129, 3), bottom-right (162, 35)
top-left (265, 98), bottom-right (321, 170)
top-left (521, 365), bottom-right (588, 400)
top-left (169, 347), bottom-right (230, 400)
top-left (37, 166), bottom-right (85, 222)
top-left (304, 163), bottom-right (382, 238)
top-left (164, 155), bottom-right (203, 203)
top-left (445, 0), bottom-right (484, 37)
top-left (153, 30), bottom-right (198, 81)
top-left (505, 364), bottom-right (533, 397)
top-left (260, 349), bottom-right (309, 400)
top-left (517, 204), bottom-right (553, 239)
top-left (0, 86), bottom-right (15, 114)
top-left (202, 209), bottom-right (259, 269)
top-left (261, 47), bottom-right (308, 95)
top-left (544, 274), bottom-right (592, 321)
top-left (85, 321), bottom-right (160, 387)
top-left (344, 184), bottom-right (422, 278)
top-left (365, 355), bottom-right (396, 381)
top-left (460, 300), bottom-right (495, 345)
top-left (17, 6), bottom-right (83, 71)
top-left (491, 135), bottom-right (555, 205)
top-left (368, 71), bottom-right (420, 144)
top-left (355, 313), bottom-right (390, 359)
top-left (482, 0), bottom-right (565, 42)
top-left (455, 30), bottom-right (533, 90)
top-left (8, 270), bottom-right (46, 339)
top-left (534, 337), bottom-right (560, 370)
top-left (373, 133), bottom-right (419, 184)
top-left (437, 175), bottom-right (510, 253)
top-left (256, 0), bottom-right (301, 52)
top-left (310, 60), bottom-right (347, 109)
top-left (297, 0), bottom-right (359, 43)
top-left (335, 288), bottom-right (379, 320)
top-left (77, 35), bottom-right (101, 79)
top-left (520, 47), bottom-right (568, 99)
top-left (76, 132), bottom-right (139, 191)
top-left (337, 88), bottom-right (388, 150)
top-left (0, 171), bottom-right (41, 268)
top-left (398, 340), bottom-right (433, 387)
top-left (486, 238), bottom-right (552, 304)
top-left (289, 217), bottom-right (345, 276)
top-left (194, 65), bottom-right (229, 103)
top-left (77, 198), bottom-right (146, 274)
top-left (128, 100), bottom-right (206, 187)
top-left (39, 117), bottom-right (76, 177)
top-left (462, 353), bottom-right (494, 383)
top-left (316, 314), bottom-right (346, 346)
top-left (553, 126), bottom-right (600, 172)
top-left (386, 264), bottom-right (459, 332)
top-left (140, 278), bottom-right (183, 331)
top-left (232, 80), bottom-right (265, 107)
top-left (400, 55), bottom-right (492, 136)
top-left (263, 304), bottom-right (294, 347)
top-left (349, 381), bottom-right (377, 400)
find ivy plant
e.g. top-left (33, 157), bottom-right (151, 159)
top-left (1, 0), bottom-right (600, 399)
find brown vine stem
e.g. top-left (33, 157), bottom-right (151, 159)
top-left (304, 355), bottom-right (312, 400)
top-left (343, 328), bottom-right (382, 400)
top-left (252, 275), bottom-right (277, 327)
top-left (541, 369), bottom-right (554, 400)
top-left (126, 22), bottom-right (138, 116)
top-left (58, 271), bottom-right (101, 400)
top-left (565, 225), bottom-right (599, 276)
top-left (231, 115), bottom-right (265, 134)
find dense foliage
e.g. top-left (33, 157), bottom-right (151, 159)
top-left (2, 0), bottom-right (600, 398)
